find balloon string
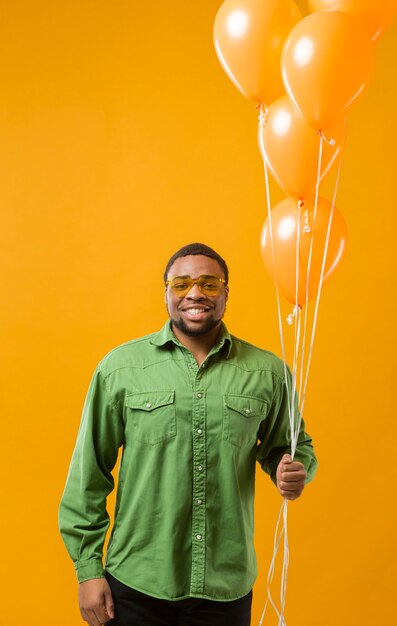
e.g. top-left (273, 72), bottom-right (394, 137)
top-left (295, 132), bottom-right (324, 452)
top-left (299, 129), bottom-right (345, 418)
top-left (298, 135), bottom-right (323, 407)
top-left (258, 105), bottom-right (292, 414)
top-left (258, 113), bottom-right (345, 626)
top-left (268, 132), bottom-right (338, 626)
top-left (285, 142), bottom-right (345, 626)
top-left (290, 199), bottom-right (303, 462)
top-left (258, 499), bottom-right (288, 626)
top-left (280, 501), bottom-right (289, 623)
top-left (258, 104), bottom-right (292, 626)
top-left (262, 133), bottom-right (329, 626)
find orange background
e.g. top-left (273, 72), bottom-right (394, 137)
top-left (1, 1), bottom-right (396, 625)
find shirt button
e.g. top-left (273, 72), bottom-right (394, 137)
top-left (197, 465), bottom-right (203, 472)
top-left (197, 429), bottom-right (203, 435)
top-left (197, 499), bottom-right (203, 505)
top-left (196, 534), bottom-right (203, 541)
top-left (197, 393), bottom-right (202, 398)
top-left (146, 403), bottom-right (152, 408)
top-left (244, 408), bottom-right (251, 415)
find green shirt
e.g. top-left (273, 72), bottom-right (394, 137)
top-left (59, 321), bottom-right (317, 601)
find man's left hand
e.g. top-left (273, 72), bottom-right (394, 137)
top-left (276, 454), bottom-right (306, 500)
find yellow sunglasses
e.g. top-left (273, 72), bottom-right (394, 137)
top-left (166, 275), bottom-right (226, 297)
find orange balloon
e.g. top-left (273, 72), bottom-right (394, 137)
top-left (260, 196), bottom-right (348, 304)
top-left (213, 0), bottom-right (302, 104)
top-left (281, 11), bottom-right (375, 129)
top-left (308, 0), bottom-right (397, 42)
top-left (258, 95), bottom-right (345, 199)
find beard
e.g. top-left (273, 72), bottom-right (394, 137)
top-left (171, 314), bottom-right (222, 337)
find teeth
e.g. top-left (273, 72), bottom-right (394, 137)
top-left (187, 308), bottom-right (207, 314)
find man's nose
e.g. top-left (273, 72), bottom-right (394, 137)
top-left (186, 283), bottom-right (204, 298)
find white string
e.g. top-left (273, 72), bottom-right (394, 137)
top-left (294, 132), bottom-right (325, 452)
top-left (289, 199), bottom-right (303, 462)
top-left (270, 137), bottom-right (326, 626)
top-left (258, 499), bottom-right (288, 626)
top-left (258, 114), bottom-right (345, 626)
top-left (258, 105), bottom-right (292, 414)
top-left (299, 131), bottom-right (345, 418)
top-left (298, 135), bottom-right (324, 405)
top-left (258, 105), bottom-right (292, 626)
top-left (280, 501), bottom-right (289, 624)
top-left (294, 129), bottom-right (344, 457)
top-left (259, 105), bottom-right (298, 626)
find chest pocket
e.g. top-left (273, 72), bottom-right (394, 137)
top-left (124, 390), bottom-right (176, 445)
top-left (223, 394), bottom-right (267, 447)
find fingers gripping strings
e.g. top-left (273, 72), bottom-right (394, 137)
top-left (258, 105), bottom-right (344, 625)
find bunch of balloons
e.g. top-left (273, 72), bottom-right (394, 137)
top-left (214, 0), bottom-right (395, 305)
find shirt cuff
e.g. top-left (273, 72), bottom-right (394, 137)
top-left (293, 451), bottom-right (318, 484)
top-left (74, 558), bottom-right (105, 583)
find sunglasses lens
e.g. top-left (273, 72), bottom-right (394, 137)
top-left (170, 279), bottom-right (192, 296)
top-left (197, 278), bottom-right (221, 295)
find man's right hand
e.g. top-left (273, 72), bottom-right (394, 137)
top-left (78, 578), bottom-right (115, 626)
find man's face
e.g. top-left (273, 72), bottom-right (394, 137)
top-left (165, 255), bottom-right (228, 338)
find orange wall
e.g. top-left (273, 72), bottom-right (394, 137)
top-left (1, 2), bottom-right (396, 624)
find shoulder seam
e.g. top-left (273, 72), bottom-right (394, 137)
top-left (230, 334), bottom-right (279, 357)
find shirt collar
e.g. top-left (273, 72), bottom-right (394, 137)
top-left (150, 319), bottom-right (232, 357)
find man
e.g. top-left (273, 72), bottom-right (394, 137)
top-left (59, 242), bottom-right (317, 626)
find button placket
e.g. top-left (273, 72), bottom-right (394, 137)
top-left (190, 386), bottom-right (206, 595)
top-left (183, 351), bottom-right (198, 382)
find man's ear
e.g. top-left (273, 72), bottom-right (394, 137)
top-left (225, 285), bottom-right (229, 302)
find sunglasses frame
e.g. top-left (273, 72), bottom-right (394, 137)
top-left (165, 275), bottom-right (227, 297)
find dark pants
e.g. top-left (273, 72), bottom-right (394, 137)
top-left (105, 571), bottom-right (252, 626)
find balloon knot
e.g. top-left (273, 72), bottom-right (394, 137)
top-left (318, 130), bottom-right (336, 146)
top-left (287, 305), bottom-right (301, 325)
top-left (257, 103), bottom-right (269, 127)
top-left (303, 208), bottom-right (311, 233)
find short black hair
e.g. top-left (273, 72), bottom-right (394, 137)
top-left (164, 243), bottom-right (229, 284)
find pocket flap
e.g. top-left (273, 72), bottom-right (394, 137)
top-left (224, 394), bottom-right (267, 418)
top-left (125, 390), bottom-right (175, 412)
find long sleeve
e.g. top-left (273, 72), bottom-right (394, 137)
top-left (256, 370), bottom-right (317, 485)
top-left (58, 364), bottom-right (124, 582)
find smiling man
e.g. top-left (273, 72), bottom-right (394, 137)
top-left (59, 242), bottom-right (317, 626)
